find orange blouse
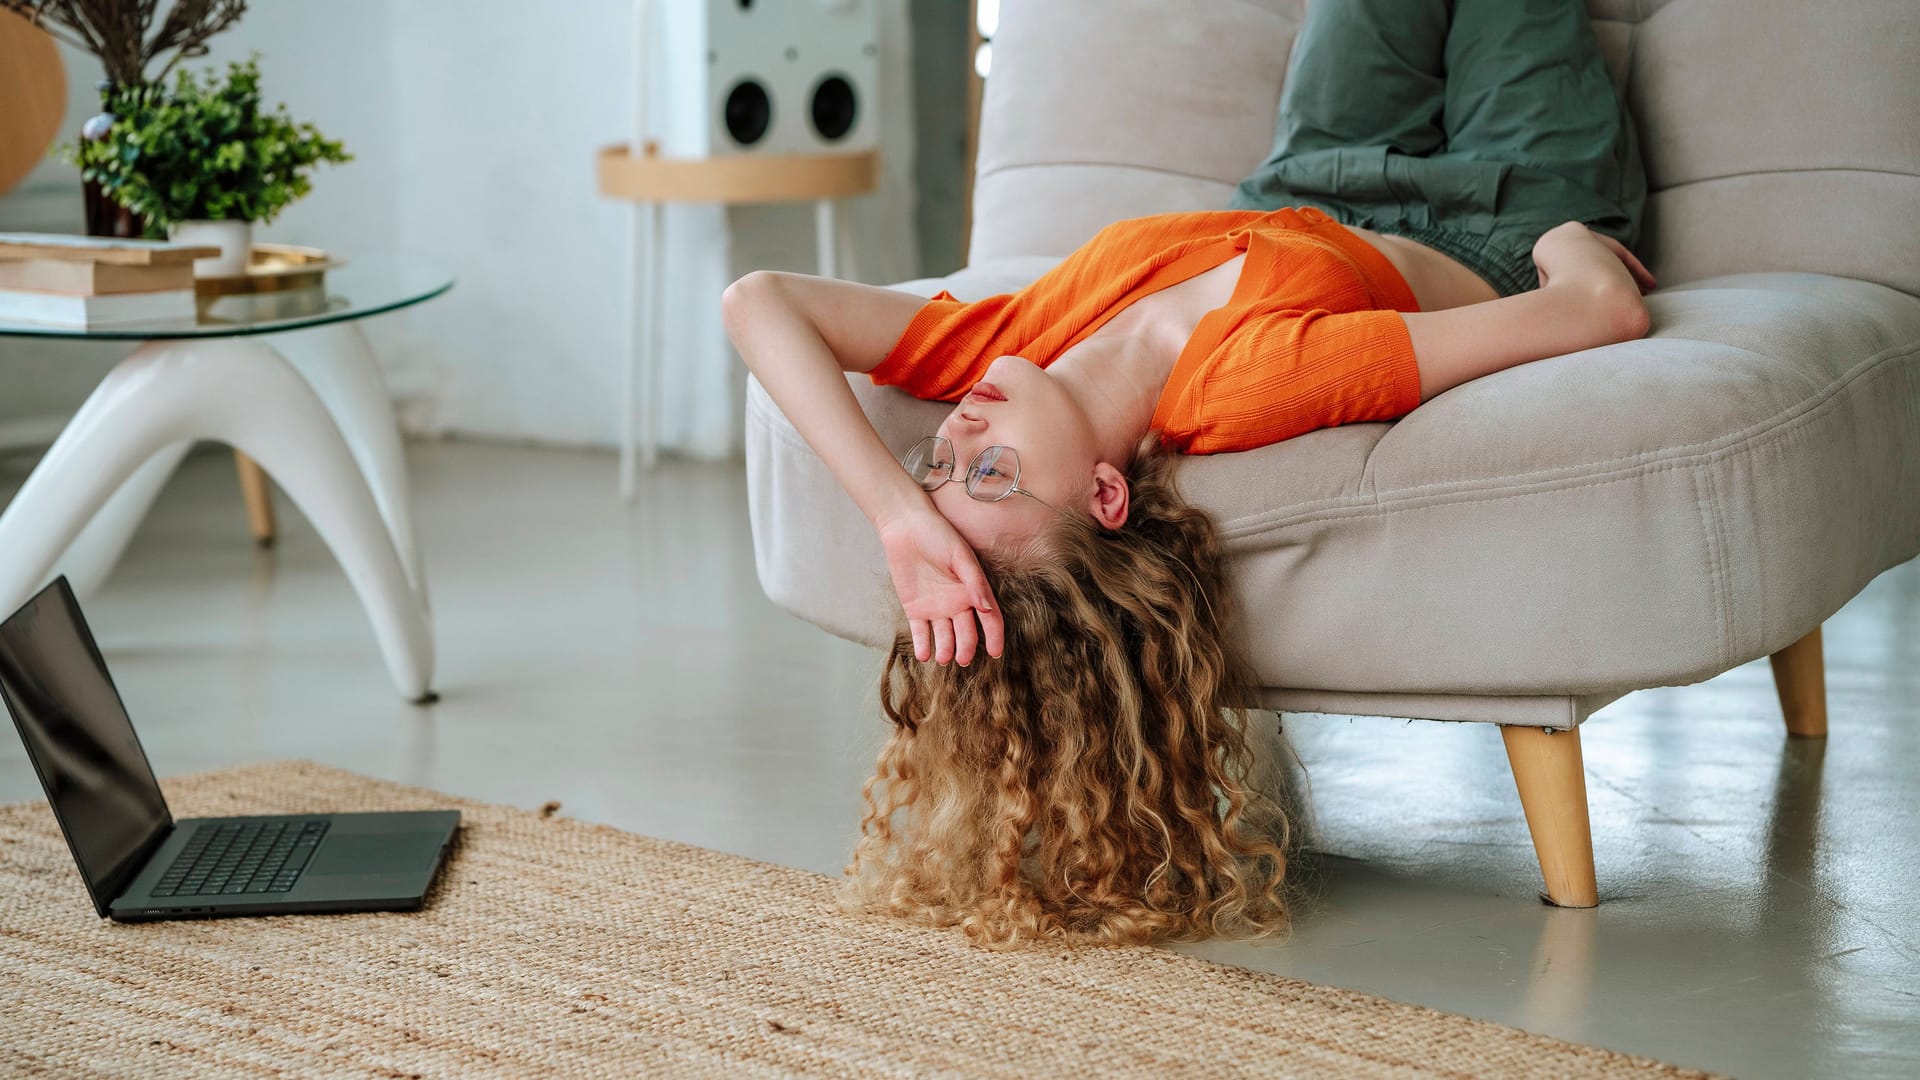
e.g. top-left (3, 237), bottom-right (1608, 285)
top-left (866, 206), bottom-right (1424, 455)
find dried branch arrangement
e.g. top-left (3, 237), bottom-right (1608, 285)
top-left (1, 0), bottom-right (248, 87)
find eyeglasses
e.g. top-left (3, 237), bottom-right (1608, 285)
top-left (901, 435), bottom-right (1052, 507)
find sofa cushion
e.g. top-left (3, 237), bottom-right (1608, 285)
top-left (746, 269), bottom-right (1920, 698)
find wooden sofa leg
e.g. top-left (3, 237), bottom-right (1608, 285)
top-left (1500, 725), bottom-right (1599, 908)
top-left (234, 449), bottom-right (277, 547)
top-left (1768, 625), bottom-right (1827, 738)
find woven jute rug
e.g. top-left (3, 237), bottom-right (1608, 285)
top-left (0, 762), bottom-right (1719, 1079)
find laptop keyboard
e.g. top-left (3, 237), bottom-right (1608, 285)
top-left (151, 820), bottom-right (330, 897)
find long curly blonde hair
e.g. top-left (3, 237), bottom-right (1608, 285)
top-left (843, 437), bottom-right (1303, 949)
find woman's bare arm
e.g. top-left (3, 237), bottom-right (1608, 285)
top-left (728, 270), bottom-right (930, 374)
top-left (722, 271), bottom-right (1004, 665)
top-left (722, 270), bottom-right (930, 520)
top-left (1401, 222), bottom-right (1653, 402)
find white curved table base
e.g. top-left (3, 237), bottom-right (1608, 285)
top-left (0, 336), bottom-right (435, 702)
top-left (53, 441), bottom-right (193, 598)
top-left (266, 321), bottom-right (430, 611)
top-left (49, 322), bottom-right (429, 612)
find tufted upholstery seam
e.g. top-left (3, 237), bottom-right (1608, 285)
top-left (1223, 0), bottom-right (1300, 23)
top-left (1709, 465), bottom-right (1737, 671)
top-left (1653, 165), bottom-right (1920, 193)
top-left (1213, 331), bottom-right (1919, 528)
top-left (1214, 338), bottom-right (1919, 537)
top-left (975, 160), bottom-right (1241, 188)
top-left (1694, 467), bottom-right (1731, 671)
top-left (1623, 1), bottom-right (1640, 108)
top-left (1697, 466), bottom-right (1728, 668)
top-left (1223, 454), bottom-right (1721, 540)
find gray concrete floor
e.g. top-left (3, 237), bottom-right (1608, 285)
top-left (2, 441), bottom-right (1915, 1079)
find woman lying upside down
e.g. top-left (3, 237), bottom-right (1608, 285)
top-left (722, 0), bottom-right (1652, 948)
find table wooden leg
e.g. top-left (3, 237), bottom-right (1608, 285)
top-left (234, 449), bottom-right (276, 547)
top-left (643, 199), bottom-right (663, 472)
top-left (622, 198), bottom-right (665, 496)
top-left (836, 200), bottom-right (857, 282)
top-left (815, 198), bottom-right (838, 280)
top-left (621, 202), bottom-right (642, 497)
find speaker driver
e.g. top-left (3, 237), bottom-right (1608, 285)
top-left (723, 79), bottom-right (772, 146)
top-left (809, 74), bottom-right (858, 142)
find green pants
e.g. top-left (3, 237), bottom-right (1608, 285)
top-left (1228, 0), bottom-right (1645, 297)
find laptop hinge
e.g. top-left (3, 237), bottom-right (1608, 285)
top-left (104, 819), bottom-right (176, 911)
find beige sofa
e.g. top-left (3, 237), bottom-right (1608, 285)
top-left (745, 0), bottom-right (1920, 907)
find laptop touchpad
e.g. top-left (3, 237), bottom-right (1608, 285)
top-left (307, 832), bottom-right (445, 876)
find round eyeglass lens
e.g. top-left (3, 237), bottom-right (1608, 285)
top-left (966, 445), bottom-right (1017, 501)
top-left (904, 436), bottom-right (954, 489)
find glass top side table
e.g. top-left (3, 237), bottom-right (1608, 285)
top-left (0, 253), bottom-right (454, 701)
top-left (0, 254), bottom-right (452, 340)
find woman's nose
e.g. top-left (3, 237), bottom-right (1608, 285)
top-left (953, 409), bottom-right (988, 433)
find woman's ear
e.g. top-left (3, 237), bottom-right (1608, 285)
top-left (1088, 462), bottom-right (1130, 530)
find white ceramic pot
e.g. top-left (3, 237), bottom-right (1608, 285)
top-left (167, 219), bottom-right (254, 277)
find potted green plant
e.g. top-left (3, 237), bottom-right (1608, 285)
top-left (55, 54), bottom-right (352, 275)
top-left (3, 0), bottom-right (252, 237)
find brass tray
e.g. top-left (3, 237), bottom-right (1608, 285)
top-left (193, 243), bottom-right (344, 299)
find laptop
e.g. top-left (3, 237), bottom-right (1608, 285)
top-left (0, 577), bottom-right (459, 921)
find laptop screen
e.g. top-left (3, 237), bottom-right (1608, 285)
top-left (0, 578), bottom-right (170, 914)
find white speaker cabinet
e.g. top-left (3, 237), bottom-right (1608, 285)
top-left (652, 0), bottom-right (881, 158)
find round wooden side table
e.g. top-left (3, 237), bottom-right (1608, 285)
top-left (595, 142), bottom-right (879, 494)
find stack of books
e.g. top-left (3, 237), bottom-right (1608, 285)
top-left (0, 233), bottom-right (222, 328)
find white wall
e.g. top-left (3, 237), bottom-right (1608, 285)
top-left (0, 0), bottom-right (921, 460)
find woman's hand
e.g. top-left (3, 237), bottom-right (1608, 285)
top-left (876, 507), bottom-right (1005, 666)
top-left (1532, 221), bottom-right (1656, 294)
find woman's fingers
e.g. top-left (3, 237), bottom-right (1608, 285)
top-left (952, 614), bottom-right (978, 667)
top-left (1595, 233), bottom-right (1656, 292)
top-left (977, 605), bottom-right (1006, 659)
top-left (951, 549), bottom-right (1003, 662)
top-left (1619, 244), bottom-right (1655, 291)
top-left (956, 554), bottom-right (997, 613)
top-left (914, 611), bottom-right (1002, 666)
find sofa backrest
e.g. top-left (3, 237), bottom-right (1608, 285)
top-left (970, 0), bottom-right (1920, 297)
